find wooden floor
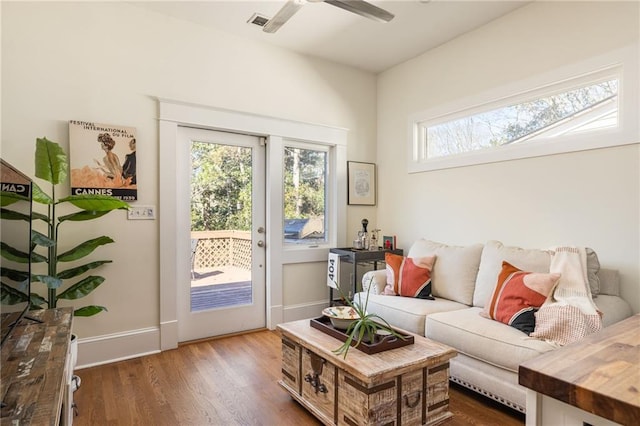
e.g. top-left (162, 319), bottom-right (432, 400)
top-left (73, 330), bottom-right (525, 426)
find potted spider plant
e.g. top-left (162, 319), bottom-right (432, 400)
top-left (330, 278), bottom-right (406, 358)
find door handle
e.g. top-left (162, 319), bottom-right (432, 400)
top-left (257, 240), bottom-right (265, 248)
top-left (257, 227), bottom-right (265, 234)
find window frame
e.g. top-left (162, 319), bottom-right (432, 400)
top-left (407, 44), bottom-right (639, 173)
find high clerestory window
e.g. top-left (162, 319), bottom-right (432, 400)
top-left (425, 79), bottom-right (618, 159)
top-left (408, 46), bottom-right (638, 172)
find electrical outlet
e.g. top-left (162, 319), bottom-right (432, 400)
top-left (127, 205), bottom-right (156, 220)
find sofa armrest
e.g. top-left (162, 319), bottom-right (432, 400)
top-left (593, 268), bottom-right (633, 327)
top-left (594, 295), bottom-right (632, 327)
top-left (362, 270), bottom-right (386, 295)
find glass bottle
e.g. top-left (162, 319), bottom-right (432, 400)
top-left (361, 218), bottom-right (369, 250)
top-left (369, 232), bottom-right (378, 251)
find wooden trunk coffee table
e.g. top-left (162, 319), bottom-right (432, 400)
top-left (277, 319), bottom-right (457, 426)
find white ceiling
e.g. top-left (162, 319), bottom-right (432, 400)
top-left (131, 0), bottom-right (530, 74)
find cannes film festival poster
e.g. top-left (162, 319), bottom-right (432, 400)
top-left (69, 120), bottom-right (137, 201)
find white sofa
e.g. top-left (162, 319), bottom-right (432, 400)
top-left (355, 239), bottom-right (633, 413)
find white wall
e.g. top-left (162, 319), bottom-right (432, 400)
top-left (377, 1), bottom-right (640, 313)
top-left (1, 1), bottom-right (377, 354)
top-left (4, 1), bottom-right (638, 366)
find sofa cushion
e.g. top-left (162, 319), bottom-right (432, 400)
top-left (384, 252), bottom-right (435, 299)
top-left (474, 241), bottom-right (552, 308)
top-left (408, 239), bottom-right (482, 306)
top-left (597, 268), bottom-right (620, 297)
top-left (483, 261), bottom-right (560, 334)
top-left (426, 307), bottom-right (556, 373)
top-left (355, 293), bottom-right (468, 336)
top-left (474, 241), bottom-right (602, 307)
top-left (584, 247), bottom-right (601, 297)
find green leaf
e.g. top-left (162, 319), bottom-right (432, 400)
top-left (57, 260), bottom-right (112, 279)
top-left (59, 195), bottom-right (129, 212)
top-left (355, 323), bottom-right (366, 347)
top-left (31, 230), bottom-right (55, 247)
top-left (0, 191), bottom-right (29, 207)
top-left (57, 236), bottom-right (114, 262)
top-left (0, 242), bottom-right (30, 263)
top-left (74, 305), bottom-right (107, 317)
top-left (31, 182), bottom-right (53, 205)
top-left (58, 210), bottom-right (110, 223)
top-left (35, 137), bottom-right (67, 185)
top-left (1, 207), bottom-right (31, 221)
top-left (29, 292), bottom-right (47, 307)
top-left (30, 251), bottom-right (48, 263)
top-left (32, 274), bottom-right (63, 289)
top-left (1, 282), bottom-right (30, 304)
top-left (1, 266), bottom-right (29, 282)
top-left (57, 276), bottom-right (105, 300)
top-left (31, 211), bottom-right (51, 222)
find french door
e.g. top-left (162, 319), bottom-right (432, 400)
top-left (177, 126), bottom-right (266, 342)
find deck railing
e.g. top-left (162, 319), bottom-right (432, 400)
top-left (191, 230), bottom-right (252, 271)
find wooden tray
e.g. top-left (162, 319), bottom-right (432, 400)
top-left (310, 316), bottom-right (414, 355)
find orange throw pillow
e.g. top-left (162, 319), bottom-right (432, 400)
top-left (384, 252), bottom-right (436, 299)
top-left (484, 261), bottom-right (560, 334)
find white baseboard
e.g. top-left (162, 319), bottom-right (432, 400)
top-left (160, 319), bottom-right (178, 350)
top-left (76, 326), bottom-right (161, 369)
top-left (282, 300), bottom-right (327, 323)
top-left (268, 304), bottom-right (284, 330)
top-left (75, 302), bottom-right (327, 369)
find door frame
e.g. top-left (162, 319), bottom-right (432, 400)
top-left (158, 99), bottom-right (348, 350)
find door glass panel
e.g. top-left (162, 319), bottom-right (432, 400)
top-left (190, 141), bottom-right (253, 311)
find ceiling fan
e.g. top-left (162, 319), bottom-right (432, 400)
top-left (263, 0), bottom-right (395, 33)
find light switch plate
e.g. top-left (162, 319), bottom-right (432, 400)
top-left (127, 205), bottom-right (156, 220)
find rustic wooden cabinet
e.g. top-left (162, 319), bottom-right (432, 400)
top-left (278, 319), bottom-right (456, 426)
top-left (1, 308), bottom-right (74, 425)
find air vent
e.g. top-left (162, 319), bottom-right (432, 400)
top-left (247, 13), bottom-right (270, 27)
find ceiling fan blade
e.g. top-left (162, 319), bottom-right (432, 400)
top-left (263, 0), bottom-right (305, 33)
top-left (324, 0), bottom-right (394, 23)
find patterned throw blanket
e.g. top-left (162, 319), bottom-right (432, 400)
top-left (530, 246), bottom-right (602, 346)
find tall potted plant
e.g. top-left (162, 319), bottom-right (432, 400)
top-left (29, 137), bottom-right (129, 315)
top-left (1, 137), bottom-right (128, 372)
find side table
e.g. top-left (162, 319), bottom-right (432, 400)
top-left (519, 313), bottom-right (640, 425)
top-left (329, 247), bottom-right (403, 305)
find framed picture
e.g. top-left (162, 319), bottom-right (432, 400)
top-left (382, 236), bottom-right (394, 250)
top-left (69, 120), bottom-right (138, 201)
top-left (347, 161), bottom-right (376, 205)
